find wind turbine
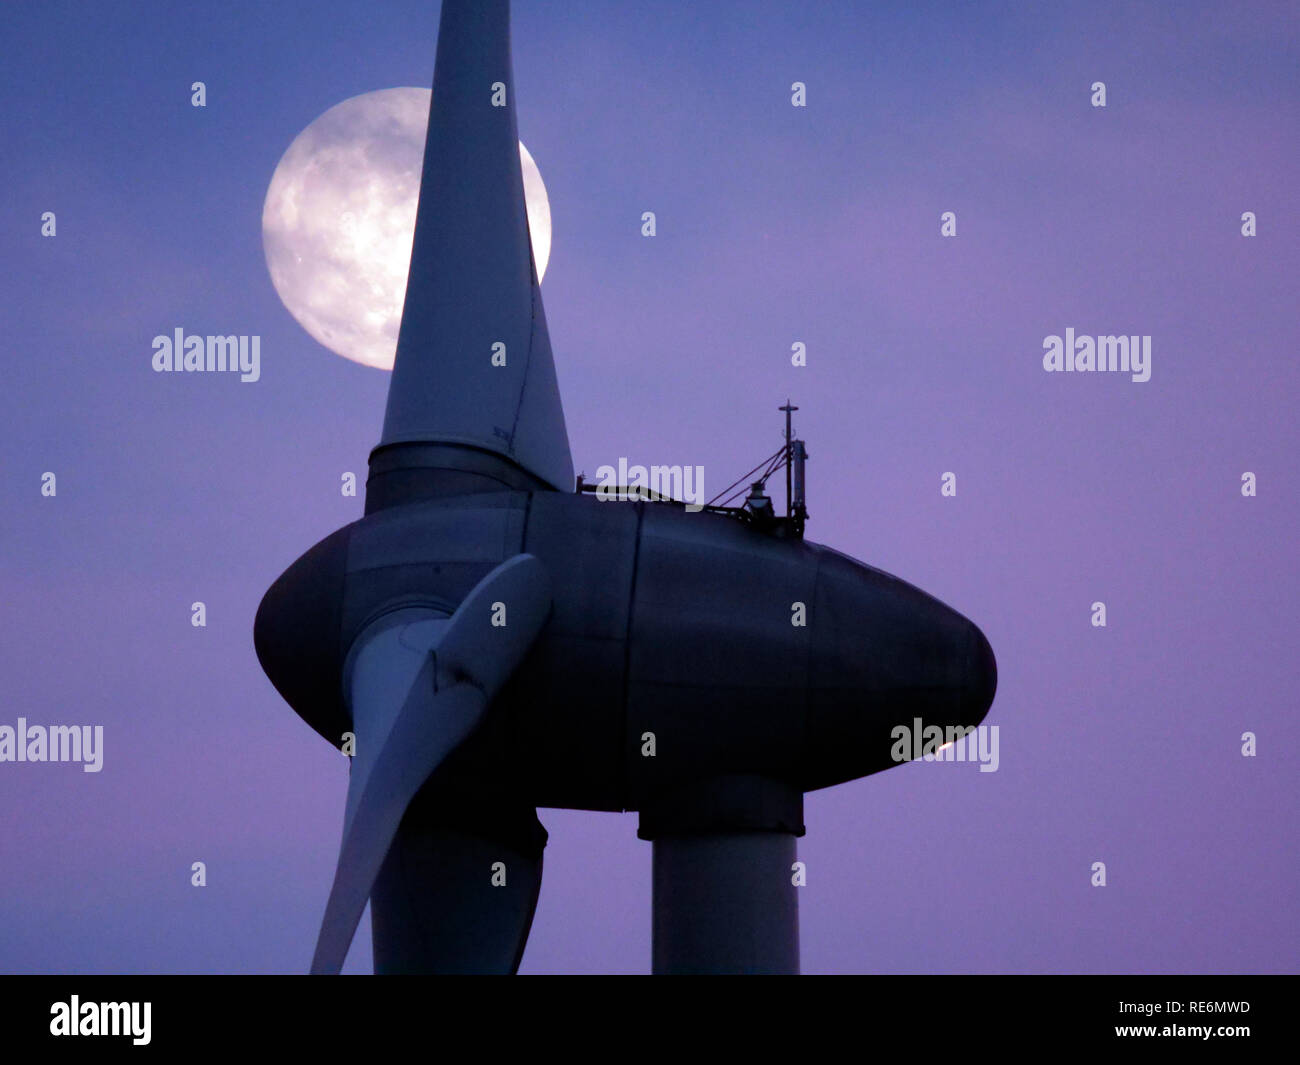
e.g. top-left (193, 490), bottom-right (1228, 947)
top-left (254, 0), bottom-right (997, 975)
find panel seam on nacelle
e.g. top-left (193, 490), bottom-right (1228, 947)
top-left (619, 500), bottom-right (646, 812)
top-left (800, 548), bottom-right (825, 790)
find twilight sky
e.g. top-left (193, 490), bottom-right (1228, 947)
top-left (1, 0), bottom-right (1296, 974)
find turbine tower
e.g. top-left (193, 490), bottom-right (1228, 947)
top-left (255, 0), bottom-right (997, 975)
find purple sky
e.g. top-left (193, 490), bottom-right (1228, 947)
top-left (1, 0), bottom-right (1296, 973)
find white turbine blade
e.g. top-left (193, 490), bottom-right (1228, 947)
top-left (381, 0), bottom-right (573, 491)
top-left (310, 553), bottom-right (553, 974)
top-left (435, 553), bottom-right (553, 693)
top-left (311, 668), bottom-right (483, 975)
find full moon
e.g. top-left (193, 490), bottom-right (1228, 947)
top-left (262, 87), bottom-right (551, 370)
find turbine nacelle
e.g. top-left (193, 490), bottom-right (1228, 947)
top-left (254, 492), bottom-right (997, 810)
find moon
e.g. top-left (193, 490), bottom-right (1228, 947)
top-left (262, 87), bottom-right (551, 371)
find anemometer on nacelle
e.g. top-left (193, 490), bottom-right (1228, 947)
top-left (576, 401), bottom-right (809, 539)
